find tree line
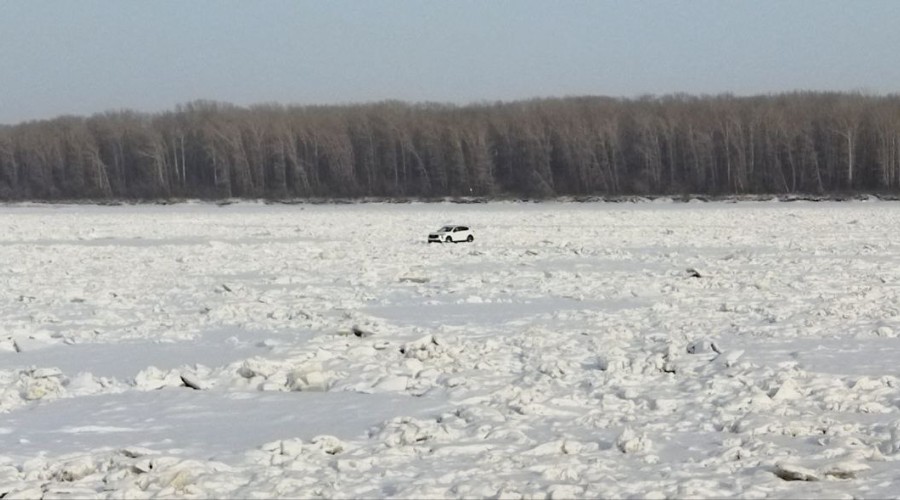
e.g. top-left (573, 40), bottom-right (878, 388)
top-left (1, 92), bottom-right (899, 200)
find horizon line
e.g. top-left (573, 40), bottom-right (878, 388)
top-left (4, 88), bottom-right (899, 126)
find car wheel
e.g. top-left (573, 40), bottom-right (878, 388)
top-left (466, 235), bottom-right (473, 242)
top-left (445, 236), bottom-right (452, 243)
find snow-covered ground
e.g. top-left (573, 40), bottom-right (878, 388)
top-left (2, 200), bottom-right (900, 498)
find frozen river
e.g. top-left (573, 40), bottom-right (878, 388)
top-left (2, 200), bottom-right (900, 498)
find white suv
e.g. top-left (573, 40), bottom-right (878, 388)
top-left (428, 225), bottom-right (474, 243)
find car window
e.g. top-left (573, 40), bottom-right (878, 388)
top-left (459, 227), bottom-right (468, 231)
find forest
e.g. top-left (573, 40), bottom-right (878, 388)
top-left (1, 92), bottom-right (899, 200)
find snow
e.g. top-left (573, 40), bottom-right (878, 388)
top-left (2, 200), bottom-right (900, 498)
top-left (2, 390), bottom-right (443, 460)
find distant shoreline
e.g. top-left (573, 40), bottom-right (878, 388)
top-left (2, 193), bottom-right (896, 207)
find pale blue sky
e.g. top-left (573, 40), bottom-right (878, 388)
top-left (1, 0), bottom-right (899, 124)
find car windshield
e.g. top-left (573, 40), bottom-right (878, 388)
top-left (439, 226), bottom-right (454, 232)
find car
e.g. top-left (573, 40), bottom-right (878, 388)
top-left (428, 225), bottom-right (474, 243)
